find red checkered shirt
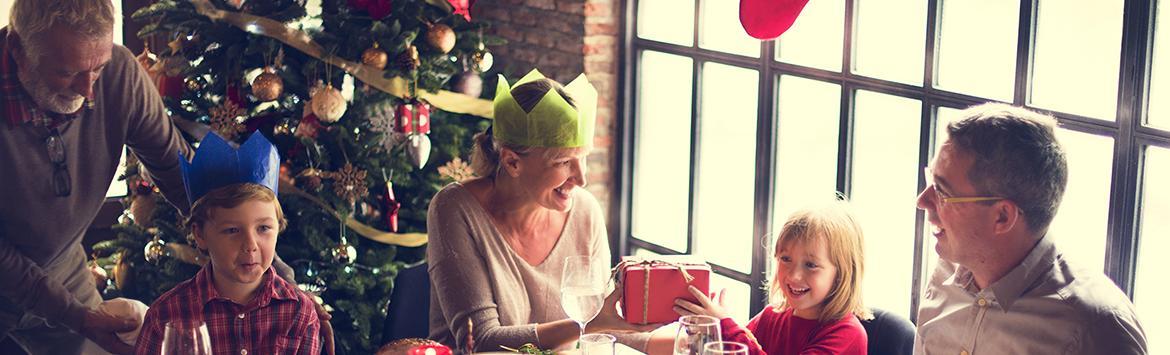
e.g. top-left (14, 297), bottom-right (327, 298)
top-left (135, 265), bottom-right (321, 355)
top-left (0, 27), bottom-right (91, 129)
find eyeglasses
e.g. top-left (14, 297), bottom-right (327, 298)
top-left (922, 167), bottom-right (1002, 206)
top-left (46, 128), bottom-right (71, 197)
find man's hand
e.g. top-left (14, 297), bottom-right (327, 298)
top-left (81, 305), bottom-right (138, 355)
top-left (586, 283), bottom-right (663, 334)
top-left (673, 286), bottom-right (729, 320)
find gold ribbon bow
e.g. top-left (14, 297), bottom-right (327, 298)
top-left (614, 258), bottom-right (697, 324)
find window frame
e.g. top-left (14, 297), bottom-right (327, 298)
top-left (618, 0), bottom-right (1170, 320)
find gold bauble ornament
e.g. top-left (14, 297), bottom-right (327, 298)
top-left (361, 43), bottom-right (389, 70)
top-left (89, 259), bottom-right (108, 290)
top-left (144, 236), bottom-right (167, 264)
top-left (426, 23), bottom-right (457, 54)
top-left (310, 84), bottom-right (347, 123)
top-left (251, 67), bottom-right (284, 102)
top-left (379, 338), bottom-right (443, 354)
top-left (472, 51), bottom-right (493, 72)
top-left (331, 240), bottom-right (357, 265)
top-left (112, 252), bottom-right (133, 291)
top-left (129, 194), bottom-right (157, 227)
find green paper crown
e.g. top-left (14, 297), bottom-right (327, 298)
top-left (493, 69), bottom-right (597, 148)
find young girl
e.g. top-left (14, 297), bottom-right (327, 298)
top-left (674, 201), bottom-right (872, 355)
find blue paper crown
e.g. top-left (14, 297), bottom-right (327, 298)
top-left (180, 131), bottom-right (281, 206)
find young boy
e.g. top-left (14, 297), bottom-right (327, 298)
top-left (135, 132), bottom-right (321, 355)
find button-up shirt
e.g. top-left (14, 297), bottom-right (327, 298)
top-left (134, 265), bottom-right (321, 355)
top-left (915, 233), bottom-right (1146, 354)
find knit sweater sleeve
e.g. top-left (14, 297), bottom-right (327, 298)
top-left (114, 45), bottom-right (194, 214)
top-left (427, 185), bottom-right (539, 352)
top-left (720, 311), bottom-right (769, 355)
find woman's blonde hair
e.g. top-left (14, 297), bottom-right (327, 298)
top-left (470, 78), bottom-right (584, 177)
top-left (769, 200), bottom-right (872, 322)
top-left (185, 183), bottom-right (287, 233)
top-left (9, 0), bottom-right (117, 57)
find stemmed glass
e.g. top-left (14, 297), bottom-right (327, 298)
top-left (561, 255), bottom-right (608, 348)
top-left (162, 320), bottom-right (212, 355)
top-left (702, 341), bottom-right (748, 355)
top-left (673, 315), bottom-right (721, 355)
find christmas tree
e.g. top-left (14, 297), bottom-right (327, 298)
top-left (92, 0), bottom-right (499, 353)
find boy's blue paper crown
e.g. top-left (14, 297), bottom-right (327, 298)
top-left (180, 131), bottom-right (280, 206)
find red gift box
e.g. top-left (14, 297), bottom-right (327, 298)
top-left (619, 257), bottom-right (711, 324)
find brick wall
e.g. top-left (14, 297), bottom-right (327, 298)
top-left (472, 0), bottom-right (622, 231)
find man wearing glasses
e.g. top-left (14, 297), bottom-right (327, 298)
top-left (913, 103), bottom-right (1146, 354)
top-left (0, 0), bottom-right (191, 354)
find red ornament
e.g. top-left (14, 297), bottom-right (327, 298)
top-left (348, 0), bottom-right (393, 19)
top-left (296, 113), bottom-right (323, 139)
top-left (448, 0), bottom-right (473, 21)
top-left (394, 101), bottom-right (431, 135)
top-left (154, 75), bottom-right (185, 99)
top-left (739, 0), bottom-right (809, 40)
top-left (381, 180), bottom-right (401, 232)
top-left (408, 344), bottom-right (452, 355)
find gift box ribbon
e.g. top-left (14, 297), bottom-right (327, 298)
top-left (613, 258), bottom-right (697, 324)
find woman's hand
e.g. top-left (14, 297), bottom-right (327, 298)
top-left (586, 282), bottom-right (663, 334)
top-left (672, 286), bottom-right (729, 320)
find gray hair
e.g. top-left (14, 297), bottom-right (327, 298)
top-left (9, 0), bottom-right (117, 57)
top-left (946, 103), bottom-right (1068, 234)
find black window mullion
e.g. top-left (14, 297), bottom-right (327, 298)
top-left (838, 0), bottom-right (858, 197)
top-left (1105, 0), bottom-right (1155, 296)
top-left (616, 0), bottom-right (638, 263)
top-left (687, 58), bottom-right (702, 255)
top-left (1014, 0), bottom-right (1038, 106)
top-left (750, 40), bottom-right (777, 317)
top-left (911, 0), bottom-right (943, 322)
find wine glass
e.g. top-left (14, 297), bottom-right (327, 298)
top-left (580, 333), bottom-right (617, 355)
top-left (673, 315), bottom-right (721, 355)
top-left (702, 341), bottom-right (748, 355)
top-left (561, 255), bottom-right (608, 348)
top-left (162, 320), bottom-right (212, 355)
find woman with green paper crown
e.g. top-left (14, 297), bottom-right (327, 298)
top-left (427, 70), bottom-right (660, 352)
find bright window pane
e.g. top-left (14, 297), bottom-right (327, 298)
top-left (1145, 0), bottom-right (1170, 130)
top-left (1047, 129), bottom-right (1112, 271)
top-left (774, 76), bottom-right (841, 226)
top-left (1031, 0), bottom-right (1122, 120)
top-left (637, 0), bottom-right (695, 46)
top-left (105, 147), bottom-right (128, 198)
top-left (1135, 146), bottom-right (1170, 355)
top-left (776, 0), bottom-right (844, 71)
top-left (935, 0), bottom-right (1018, 101)
top-left (699, 0), bottom-right (760, 57)
top-left (853, 0), bottom-right (927, 84)
top-left (851, 91), bottom-right (922, 319)
top-left (632, 51), bottom-right (694, 253)
top-left (695, 63), bottom-right (758, 273)
top-left (710, 273), bottom-right (752, 324)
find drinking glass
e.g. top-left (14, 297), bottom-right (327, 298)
top-left (673, 315), bottom-right (721, 355)
top-left (561, 255), bottom-right (608, 348)
top-left (162, 320), bottom-right (212, 355)
top-left (702, 341), bottom-right (748, 355)
top-left (580, 333), bottom-right (617, 355)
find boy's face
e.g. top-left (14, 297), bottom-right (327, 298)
top-left (193, 199), bottom-right (279, 293)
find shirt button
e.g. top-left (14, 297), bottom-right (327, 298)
top-left (238, 313), bottom-right (246, 319)
top-left (240, 349), bottom-right (248, 355)
top-left (977, 298), bottom-right (988, 307)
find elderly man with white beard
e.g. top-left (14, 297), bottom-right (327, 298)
top-left (0, 0), bottom-right (192, 354)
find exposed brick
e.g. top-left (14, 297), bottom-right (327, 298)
top-left (529, 0), bottom-right (557, 10)
top-left (583, 2), bottom-right (610, 17)
top-left (586, 23), bottom-right (618, 35)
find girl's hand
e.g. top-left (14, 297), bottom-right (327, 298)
top-left (586, 283), bottom-right (663, 334)
top-left (673, 286), bottom-right (729, 320)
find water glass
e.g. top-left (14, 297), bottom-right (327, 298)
top-left (162, 320), bottom-right (212, 355)
top-left (580, 333), bottom-right (617, 355)
top-left (673, 315), bottom-right (721, 355)
top-left (702, 341), bottom-right (748, 355)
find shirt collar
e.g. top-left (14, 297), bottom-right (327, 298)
top-left (196, 263), bottom-right (297, 310)
top-left (0, 26), bottom-right (94, 129)
top-left (986, 232), bottom-right (1059, 311)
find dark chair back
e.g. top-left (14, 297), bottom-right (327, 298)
top-left (860, 308), bottom-right (916, 355)
top-left (382, 262), bottom-right (432, 344)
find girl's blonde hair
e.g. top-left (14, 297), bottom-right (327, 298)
top-left (769, 200), bottom-right (872, 322)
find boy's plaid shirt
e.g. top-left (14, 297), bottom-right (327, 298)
top-left (134, 265), bottom-right (321, 355)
